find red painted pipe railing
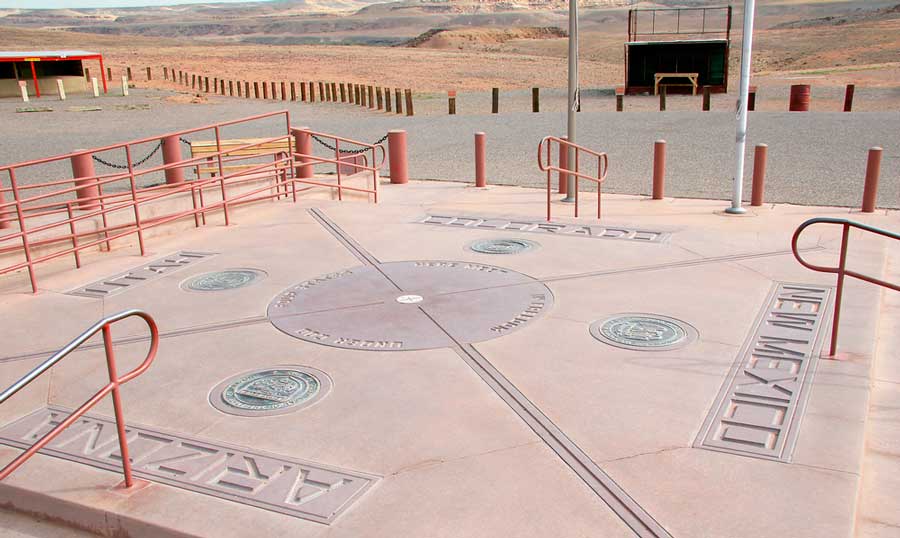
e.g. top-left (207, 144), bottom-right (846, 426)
top-left (792, 217), bottom-right (899, 357)
top-left (0, 310), bottom-right (159, 488)
top-left (0, 112), bottom-right (384, 294)
top-left (291, 128), bottom-right (386, 203)
top-left (537, 136), bottom-right (609, 221)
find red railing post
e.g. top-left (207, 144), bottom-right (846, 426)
top-left (214, 126), bottom-right (230, 226)
top-left (652, 140), bottom-right (666, 200)
top-left (102, 323), bottom-right (134, 488)
top-left (546, 140), bottom-right (552, 221)
top-left (0, 182), bottom-right (8, 230)
top-left (335, 139), bottom-right (343, 201)
top-left (8, 168), bottom-right (38, 294)
top-left (862, 147), bottom-right (882, 213)
top-left (124, 145), bottom-right (147, 256)
top-left (750, 143), bottom-right (768, 207)
top-left (474, 132), bottom-right (486, 188)
top-left (828, 223), bottom-right (850, 357)
top-left (558, 136), bottom-right (568, 194)
top-left (71, 151), bottom-right (100, 210)
top-left (65, 201), bottom-right (81, 269)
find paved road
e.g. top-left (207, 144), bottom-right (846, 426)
top-left (1, 88), bottom-right (897, 208)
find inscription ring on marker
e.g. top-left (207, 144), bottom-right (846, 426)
top-left (268, 261), bottom-right (554, 351)
top-left (590, 313), bottom-right (697, 351)
top-left (209, 365), bottom-right (332, 417)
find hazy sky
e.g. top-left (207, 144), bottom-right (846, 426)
top-left (1, 0), bottom-right (270, 8)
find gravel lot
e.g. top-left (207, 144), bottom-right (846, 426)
top-left (1, 87), bottom-right (897, 209)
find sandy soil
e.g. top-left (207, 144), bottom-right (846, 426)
top-left (0, 2), bottom-right (898, 96)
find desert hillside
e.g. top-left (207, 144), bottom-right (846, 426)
top-left (0, 0), bottom-right (898, 92)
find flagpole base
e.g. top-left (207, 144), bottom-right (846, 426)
top-left (725, 205), bottom-right (748, 215)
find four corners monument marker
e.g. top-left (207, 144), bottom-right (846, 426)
top-left (0, 2), bottom-right (897, 537)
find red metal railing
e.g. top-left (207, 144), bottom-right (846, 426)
top-left (0, 309), bottom-right (159, 488)
top-left (792, 217), bottom-right (900, 357)
top-left (0, 112), bottom-right (385, 294)
top-left (537, 136), bottom-right (609, 221)
top-left (291, 128), bottom-right (385, 203)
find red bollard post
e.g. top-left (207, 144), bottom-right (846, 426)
top-left (558, 136), bottom-right (568, 194)
top-left (474, 132), bottom-right (486, 187)
top-left (652, 140), bottom-right (666, 200)
top-left (862, 147), bottom-right (883, 213)
top-left (161, 135), bottom-right (185, 185)
top-left (388, 130), bottom-right (408, 185)
top-left (750, 143), bottom-right (768, 207)
top-left (291, 127), bottom-right (314, 180)
top-left (71, 152), bottom-right (100, 210)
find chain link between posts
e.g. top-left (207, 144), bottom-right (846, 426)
top-left (92, 133), bottom-right (388, 170)
top-left (91, 141), bottom-right (163, 170)
top-left (311, 133), bottom-right (389, 154)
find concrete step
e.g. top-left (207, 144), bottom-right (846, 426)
top-left (1, 506), bottom-right (103, 538)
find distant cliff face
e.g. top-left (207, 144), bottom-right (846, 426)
top-left (0, 0), bottom-right (634, 43)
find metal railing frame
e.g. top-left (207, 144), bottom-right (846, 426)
top-left (0, 309), bottom-right (159, 488)
top-left (0, 112), bottom-right (385, 294)
top-left (292, 128), bottom-right (385, 203)
top-left (537, 135), bottom-right (609, 222)
top-left (792, 217), bottom-right (900, 357)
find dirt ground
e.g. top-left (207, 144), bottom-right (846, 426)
top-left (0, 2), bottom-right (899, 98)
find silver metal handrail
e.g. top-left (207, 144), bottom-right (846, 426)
top-left (0, 309), bottom-right (159, 487)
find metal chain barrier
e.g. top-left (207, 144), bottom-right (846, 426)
top-left (311, 133), bottom-right (388, 154)
top-left (91, 141), bottom-right (163, 170)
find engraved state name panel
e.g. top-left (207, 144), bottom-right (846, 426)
top-left (418, 215), bottom-right (668, 243)
top-left (695, 283), bottom-right (832, 462)
top-left (68, 251), bottom-right (217, 298)
top-left (0, 407), bottom-right (378, 524)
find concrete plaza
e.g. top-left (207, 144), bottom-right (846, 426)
top-left (0, 178), bottom-right (897, 537)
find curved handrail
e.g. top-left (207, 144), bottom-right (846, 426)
top-left (792, 217), bottom-right (899, 357)
top-left (792, 217), bottom-right (900, 287)
top-left (537, 135), bottom-right (609, 179)
top-left (0, 309), bottom-right (159, 487)
top-left (537, 135), bottom-right (609, 221)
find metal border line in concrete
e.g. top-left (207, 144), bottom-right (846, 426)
top-left (1, 247), bottom-right (825, 366)
top-left (0, 315), bottom-right (270, 364)
top-left (442, 337), bottom-right (673, 538)
top-left (308, 208), bottom-right (381, 267)
top-left (304, 208), bottom-right (672, 537)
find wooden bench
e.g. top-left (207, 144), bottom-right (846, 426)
top-left (189, 138), bottom-right (293, 177)
top-left (654, 72), bottom-right (699, 95)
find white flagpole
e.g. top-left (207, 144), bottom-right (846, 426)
top-left (726, 0), bottom-right (756, 214)
top-left (563, 0), bottom-right (579, 202)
